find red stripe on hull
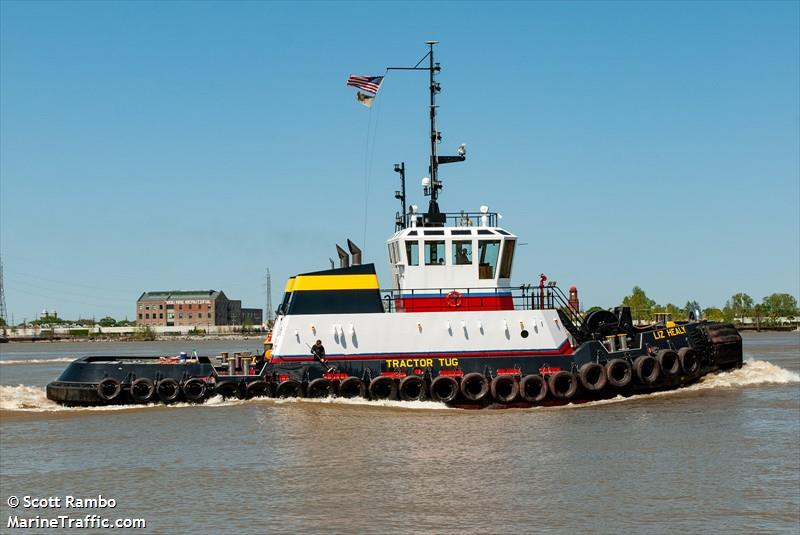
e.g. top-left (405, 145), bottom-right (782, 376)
top-left (271, 340), bottom-right (573, 363)
top-left (397, 295), bottom-right (514, 312)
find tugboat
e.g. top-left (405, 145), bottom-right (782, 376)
top-left (47, 42), bottom-right (743, 408)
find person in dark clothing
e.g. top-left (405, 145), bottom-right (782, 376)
top-left (311, 340), bottom-right (331, 371)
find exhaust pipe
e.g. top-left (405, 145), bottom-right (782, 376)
top-left (347, 239), bottom-right (362, 266)
top-left (336, 245), bottom-right (349, 268)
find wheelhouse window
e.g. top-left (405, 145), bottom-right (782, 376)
top-left (499, 240), bottom-right (516, 278)
top-left (388, 243), bottom-right (395, 264)
top-left (452, 240), bottom-right (473, 265)
top-left (405, 241), bottom-right (419, 266)
top-left (424, 240), bottom-right (446, 265)
top-left (478, 240), bottom-right (501, 279)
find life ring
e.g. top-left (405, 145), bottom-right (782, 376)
top-left (446, 290), bottom-right (462, 308)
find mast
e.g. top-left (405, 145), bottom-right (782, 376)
top-left (427, 40), bottom-right (441, 215)
top-left (387, 41), bottom-right (465, 228)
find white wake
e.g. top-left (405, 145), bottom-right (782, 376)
top-left (1, 359), bottom-right (796, 414)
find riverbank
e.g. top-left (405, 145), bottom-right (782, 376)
top-left (1, 334), bottom-right (265, 343)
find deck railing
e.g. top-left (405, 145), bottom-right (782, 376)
top-left (380, 284), bottom-right (583, 322)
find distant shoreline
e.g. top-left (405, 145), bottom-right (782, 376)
top-left (1, 334), bottom-right (265, 343)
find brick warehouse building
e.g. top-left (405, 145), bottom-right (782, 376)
top-left (136, 290), bottom-right (262, 327)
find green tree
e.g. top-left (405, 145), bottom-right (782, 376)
top-left (242, 318), bottom-right (254, 334)
top-left (726, 293), bottom-right (753, 324)
top-left (703, 307), bottom-right (725, 321)
top-left (584, 306), bottom-right (604, 316)
top-left (752, 304), bottom-right (764, 330)
top-left (98, 317), bottom-right (117, 327)
top-left (663, 303), bottom-right (683, 320)
top-left (761, 293), bottom-right (798, 325)
top-left (622, 287), bottom-right (656, 323)
top-left (685, 300), bottom-right (701, 319)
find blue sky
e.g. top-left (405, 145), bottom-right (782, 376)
top-left (1, 1), bottom-right (798, 321)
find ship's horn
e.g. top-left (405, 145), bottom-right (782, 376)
top-left (336, 245), bottom-right (349, 268)
top-left (347, 239), bottom-right (362, 266)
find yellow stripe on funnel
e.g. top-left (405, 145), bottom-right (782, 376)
top-left (284, 278), bottom-right (295, 293)
top-left (293, 274), bottom-right (379, 291)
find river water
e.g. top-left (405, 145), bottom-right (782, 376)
top-left (1, 333), bottom-right (798, 534)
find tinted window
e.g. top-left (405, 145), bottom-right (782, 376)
top-left (453, 240), bottom-right (473, 265)
top-left (478, 240), bottom-right (501, 279)
top-left (499, 240), bottom-right (516, 278)
top-left (424, 240), bottom-right (446, 265)
top-left (405, 241), bottom-right (419, 266)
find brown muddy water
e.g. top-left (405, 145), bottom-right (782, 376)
top-left (1, 333), bottom-right (798, 534)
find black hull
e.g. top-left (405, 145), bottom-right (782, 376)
top-left (45, 322), bottom-right (742, 408)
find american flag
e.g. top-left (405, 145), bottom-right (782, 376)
top-left (346, 75), bottom-right (384, 94)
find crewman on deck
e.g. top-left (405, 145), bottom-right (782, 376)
top-left (311, 339), bottom-right (335, 372)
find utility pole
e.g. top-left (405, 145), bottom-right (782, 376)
top-left (265, 268), bottom-right (274, 328)
top-left (0, 257), bottom-right (7, 328)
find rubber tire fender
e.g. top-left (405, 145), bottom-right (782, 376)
top-left (490, 375), bottom-right (519, 403)
top-left (678, 347), bottom-right (699, 375)
top-left (338, 377), bottom-right (366, 398)
top-left (519, 374), bottom-right (548, 403)
top-left (368, 376), bottom-right (398, 400)
top-left (97, 377), bottom-right (122, 402)
top-left (182, 377), bottom-right (207, 403)
top-left (430, 375), bottom-right (459, 403)
top-left (634, 355), bottom-right (661, 384)
top-left (656, 349), bottom-right (680, 377)
top-left (307, 378), bottom-right (334, 398)
top-left (460, 372), bottom-right (489, 402)
top-left (275, 379), bottom-right (302, 398)
top-left (216, 381), bottom-right (244, 400)
top-left (245, 380), bottom-right (271, 399)
top-left (578, 362), bottom-right (607, 392)
top-left (399, 376), bottom-right (427, 401)
top-left (130, 378), bottom-right (155, 403)
top-left (548, 371), bottom-right (578, 401)
top-left (605, 358), bottom-right (633, 389)
top-left (157, 378), bottom-right (181, 403)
